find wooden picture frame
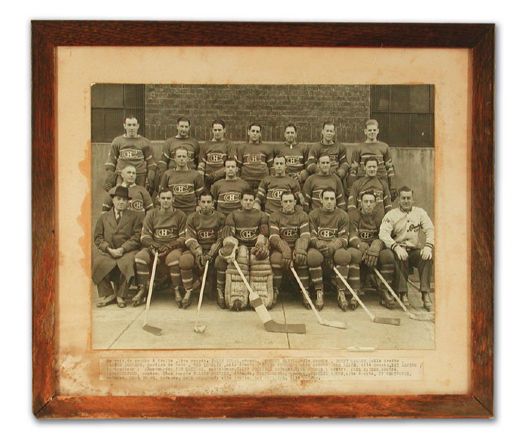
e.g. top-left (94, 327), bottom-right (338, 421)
top-left (32, 21), bottom-right (494, 418)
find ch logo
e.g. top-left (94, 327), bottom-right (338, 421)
top-left (199, 230), bottom-right (215, 240)
top-left (155, 228), bottom-right (173, 238)
top-left (223, 192), bottom-right (239, 202)
top-left (207, 152), bottom-right (224, 163)
top-left (240, 228), bottom-right (257, 240)
top-left (318, 228), bottom-right (336, 239)
top-left (281, 228), bottom-right (297, 238)
top-left (269, 189), bottom-right (284, 200)
top-left (120, 149), bottom-right (142, 160)
top-left (248, 154), bottom-right (262, 163)
top-left (130, 200), bottom-right (144, 211)
top-left (359, 230), bottom-right (374, 240)
top-left (172, 184), bottom-right (192, 194)
top-left (286, 156), bottom-right (299, 165)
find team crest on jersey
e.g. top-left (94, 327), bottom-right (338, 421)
top-left (248, 153), bottom-right (263, 163)
top-left (207, 152), bottom-right (225, 163)
top-left (267, 189), bottom-right (284, 200)
top-left (408, 224), bottom-right (421, 233)
top-left (120, 149), bottom-right (143, 160)
top-left (172, 184), bottom-right (193, 194)
top-left (129, 200), bottom-right (144, 211)
top-left (359, 230), bottom-right (376, 240)
top-left (317, 227), bottom-right (337, 239)
top-left (198, 229), bottom-right (216, 240)
top-left (281, 227), bottom-right (298, 239)
top-left (286, 156), bottom-right (300, 165)
top-left (239, 227), bottom-right (258, 240)
top-left (155, 228), bottom-right (174, 238)
top-left (222, 192), bottom-right (240, 202)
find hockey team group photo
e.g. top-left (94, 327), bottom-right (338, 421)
top-left (90, 84), bottom-right (435, 350)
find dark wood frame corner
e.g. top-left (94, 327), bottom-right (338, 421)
top-left (32, 21), bottom-right (494, 419)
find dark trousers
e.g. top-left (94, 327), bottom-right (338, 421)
top-left (393, 248), bottom-right (433, 293)
top-left (96, 267), bottom-right (130, 298)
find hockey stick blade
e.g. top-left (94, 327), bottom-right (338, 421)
top-left (321, 320), bottom-right (348, 329)
top-left (264, 320), bottom-right (306, 334)
top-left (373, 317), bottom-right (401, 326)
top-left (142, 324), bottom-right (162, 336)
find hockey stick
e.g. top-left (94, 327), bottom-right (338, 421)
top-left (142, 250), bottom-right (162, 336)
top-left (290, 264), bottom-right (347, 329)
top-left (232, 259), bottom-right (306, 334)
top-left (193, 261), bottom-right (209, 334)
top-left (333, 266), bottom-right (400, 326)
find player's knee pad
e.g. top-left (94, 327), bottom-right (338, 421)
top-left (347, 248), bottom-right (363, 264)
top-left (165, 249), bottom-right (182, 267)
top-left (307, 248), bottom-right (324, 267)
top-left (134, 248), bottom-right (151, 266)
top-left (379, 249), bottom-right (395, 265)
top-left (179, 252), bottom-right (195, 270)
top-left (270, 251), bottom-right (283, 269)
top-left (214, 255), bottom-right (228, 271)
top-left (333, 248), bottom-right (352, 266)
top-left (224, 246), bottom-right (250, 311)
top-left (250, 252), bottom-right (274, 309)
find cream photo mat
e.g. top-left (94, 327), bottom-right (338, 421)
top-left (57, 46), bottom-right (469, 397)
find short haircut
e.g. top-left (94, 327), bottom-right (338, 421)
top-left (320, 187), bottom-right (336, 198)
top-left (159, 188), bottom-right (173, 197)
top-left (212, 119), bottom-right (226, 129)
top-left (318, 153), bottom-right (331, 162)
top-left (199, 189), bottom-right (213, 200)
top-left (361, 190), bottom-right (376, 201)
top-left (365, 119), bottom-right (379, 128)
top-left (322, 121), bottom-right (335, 129)
top-left (241, 190), bottom-right (256, 200)
top-left (273, 154), bottom-right (287, 163)
top-left (398, 186), bottom-right (413, 196)
top-left (121, 164), bottom-right (137, 172)
top-left (124, 114), bottom-right (138, 123)
top-left (285, 123), bottom-right (297, 131)
top-left (224, 158), bottom-right (237, 166)
top-left (177, 116), bottom-right (191, 125)
top-left (281, 191), bottom-right (295, 201)
top-left (175, 146), bottom-right (188, 156)
top-left (364, 158), bottom-right (379, 167)
top-left (248, 122), bottom-right (262, 131)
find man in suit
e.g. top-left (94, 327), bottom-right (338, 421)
top-left (92, 186), bottom-right (143, 308)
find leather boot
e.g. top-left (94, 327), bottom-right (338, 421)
top-left (182, 289), bottom-right (193, 309)
top-left (173, 287), bottom-right (183, 308)
top-left (379, 288), bottom-right (395, 309)
top-left (349, 293), bottom-right (359, 311)
top-left (315, 289), bottom-right (324, 311)
top-left (422, 292), bottom-right (433, 311)
top-left (302, 296), bottom-right (311, 310)
top-left (131, 284), bottom-right (147, 307)
top-left (216, 288), bottom-right (226, 309)
top-left (400, 292), bottom-right (410, 307)
top-left (337, 289), bottom-right (348, 311)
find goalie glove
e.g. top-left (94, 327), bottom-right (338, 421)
top-left (252, 234), bottom-right (269, 260)
top-left (219, 236), bottom-right (238, 262)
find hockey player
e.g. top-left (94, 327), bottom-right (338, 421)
top-left (269, 191), bottom-right (311, 308)
top-left (273, 124), bottom-right (309, 184)
top-left (349, 191), bottom-right (396, 309)
top-left (349, 119), bottom-right (396, 198)
top-left (307, 188), bottom-right (362, 311)
top-left (215, 191), bottom-right (271, 310)
top-left (306, 122), bottom-right (349, 180)
top-left (236, 123), bottom-right (273, 194)
top-left (104, 115), bottom-right (156, 193)
top-left (158, 117), bottom-right (200, 176)
top-left (379, 186), bottom-right (434, 311)
top-left (197, 119), bottom-right (235, 186)
top-left (254, 155), bottom-right (304, 215)
top-left (102, 165), bottom-right (154, 219)
top-left (302, 154), bottom-right (347, 211)
top-left (93, 186), bottom-right (143, 308)
top-left (181, 191), bottom-right (227, 308)
top-left (347, 158), bottom-right (392, 221)
top-left (132, 189), bottom-right (188, 308)
top-left (159, 147), bottom-right (205, 216)
top-left (211, 158), bottom-right (251, 216)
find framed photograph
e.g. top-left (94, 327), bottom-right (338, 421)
top-left (32, 21), bottom-right (494, 418)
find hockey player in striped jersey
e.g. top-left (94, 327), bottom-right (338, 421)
top-left (349, 119), bottom-right (396, 198)
top-left (269, 191), bottom-right (311, 308)
top-left (158, 116), bottom-right (200, 177)
top-left (102, 165), bottom-right (154, 219)
top-left (181, 191), bottom-right (227, 308)
top-left (273, 124), bottom-right (310, 184)
top-left (349, 191), bottom-right (396, 309)
top-left (235, 123), bottom-right (274, 194)
top-left (104, 115), bottom-right (156, 193)
top-left (132, 189), bottom-right (188, 308)
top-left (379, 186), bottom-right (435, 311)
top-left (159, 147), bottom-right (205, 216)
top-left (302, 154), bottom-right (347, 211)
top-left (254, 155), bottom-right (304, 215)
top-left (307, 188), bottom-right (362, 311)
top-left (347, 158), bottom-right (392, 221)
top-left (306, 122), bottom-right (349, 180)
top-left (211, 158), bottom-right (251, 215)
top-left (197, 119), bottom-right (235, 186)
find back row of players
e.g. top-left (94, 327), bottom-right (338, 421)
top-left (94, 116), bottom-right (434, 313)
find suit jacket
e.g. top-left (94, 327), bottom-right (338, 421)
top-left (92, 209), bottom-right (142, 284)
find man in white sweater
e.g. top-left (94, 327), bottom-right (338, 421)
top-left (379, 186), bottom-right (434, 311)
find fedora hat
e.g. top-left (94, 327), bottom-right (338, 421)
top-left (110, 186), bottom-right (132, 200)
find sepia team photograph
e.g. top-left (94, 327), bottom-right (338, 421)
top-left (91, 84), bottom-right (435, 351)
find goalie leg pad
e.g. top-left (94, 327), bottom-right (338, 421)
top-left (250, 253), bottom-right (274, 309)
top-left (224, 245), bottom-right (249, 311)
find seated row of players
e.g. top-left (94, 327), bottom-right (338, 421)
top-left (94, 183), bottom-right (434, 313)
top-left (103, 115), bottom-right (397, 200)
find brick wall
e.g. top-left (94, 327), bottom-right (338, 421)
top-left (144, 85), bottom-right (370, 142)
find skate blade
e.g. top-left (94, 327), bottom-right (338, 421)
top-left (142, 324), bottom-right (162, 336)
top-left (264, 321), bottom-right (306, 334)
top-left (373, 317), bottom-right (401, 326)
